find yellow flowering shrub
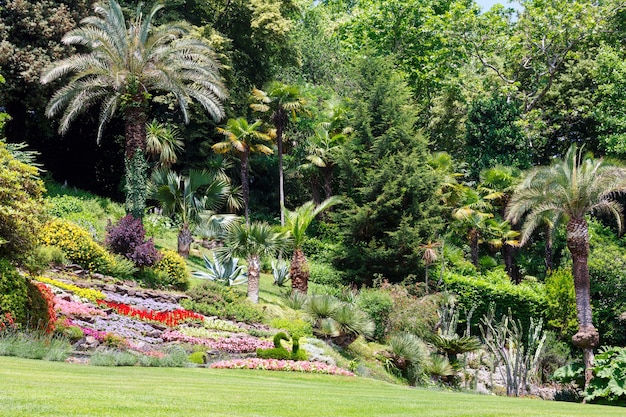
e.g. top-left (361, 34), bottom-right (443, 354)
top-left (153, 249), bottom-right (190, 291)
top-left (40, 218), bottom-right (114, 273)
top-left (35, 276), bottom-right (105, 302)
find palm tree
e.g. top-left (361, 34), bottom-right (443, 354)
top-left (250, 82), bottom-right (306, 225)
top-left (41, 0), bottom-right (226, 218)
top-left (485, 219), bottom-right (521, 282)
top-left (146, 120), bottom-right (184, 169)
top-left (150, 169), bottom-right (236, 257)
top-left (284, 197), bottom-right (341, 293)
top-left (419, 241), bottom-right (441, 294)
top-left (213, 118), bottom-right (273, 224)
top-left (219, 222), bottom-right (291, 303)
top-left (302, 126), bottom-right (350, 201)
top-left (506, 144), bottom-right (626, 387)
top-left (451, 187), bottom-right (494, 267)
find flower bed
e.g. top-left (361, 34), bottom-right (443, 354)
top-left (55, 298), bottom-right (106, 318)
top-left (103, 292), bottom-right (182, 312)
top-left (72, 314), bottom-right (164, 345)
top-left (97, 300), bottom-right (203, 326)
top-left (210, 358), bottom-right (355, 376)
top-left (36, 276), bottom-right (105, 302)
top-left (161, 330), bottom-right (273, 353)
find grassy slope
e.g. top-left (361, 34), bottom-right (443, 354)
top-left (1, 357), bottom-right (622, 417)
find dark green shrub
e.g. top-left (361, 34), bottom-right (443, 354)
top-left (442, 269), bottom-right (547, 333)
top-left (356, 288), bottom-right (393, 341)
top-left (0, 259), bottom-right (28, 325)
top-left (309, 261), bottom-right (344, 287)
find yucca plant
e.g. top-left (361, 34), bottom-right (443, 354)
top-left (271, 259), bottom-right (290, 287)
top-left (193, 254), bottom-right (247, 286)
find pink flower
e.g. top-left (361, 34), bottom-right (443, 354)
top-left (209, 359), bottom-right (355, 376)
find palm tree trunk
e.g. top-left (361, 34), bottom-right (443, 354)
top-left (545, 225), bottom-right (553, 273)
top-left (277, 124), bottom-right (285, 226)
top-left (311, 175), bottom-right (321, 205)
top-left (241, 150), bottom-right (250, 225)
top-left (424, 264), bottom-right (429, 294)
top-left (503, 244), bottom-right (521, 284)
top-left (178, 222), bottom-right (193, 258)
top-left (124, 105), bottom-right (148, 218)
top-left (469, 228), bottom-right (479, 267)
top-left (290, 248), bottom-right (309, 293)
top-left (322, 165), bottom-right (333, 200)
top-left (566, 218), bottom-right (599, 389)
top-left (247, 254), bottom-right (261, 303)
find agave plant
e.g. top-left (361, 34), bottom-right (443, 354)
top-left (192, 254), bottom-right (247, 286)
top-left (271, 259), bottom-right (291, 287)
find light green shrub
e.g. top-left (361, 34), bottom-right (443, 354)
top-left (0, 258), bottom-right (28, 324)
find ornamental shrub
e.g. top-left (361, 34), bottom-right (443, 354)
top-left (544, 268), bottom-right (577, 338)
top-left (356, 287), bottom-right (393, 341)
top-left (25, 281), bottom-right (56, 333)
top-left (105, 215), bottom-right (160, 268)
top-left (0, 142), bottom-right (47, 261)
top-left (183, 280), bottom-right (262, 323)
top-left (152, 249), bottom-right (189, 290)
top-left (584, 346), bottom-right (626, 406)
top-left (442, 269), bottom-right (548, 333)
top-left (0, 258), bottom-right (28, 324)
top-left (40, 218), bottom-right (114, 273)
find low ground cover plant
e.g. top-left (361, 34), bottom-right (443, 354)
top-left (210, 358), bottom-right (355, 376)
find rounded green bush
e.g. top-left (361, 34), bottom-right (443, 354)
top-left (188, 351), bottom-right (207, 364)
top-left (153, 249), bottom-right (189, 291)
top-left (0, 258), bottom-right (28, 324)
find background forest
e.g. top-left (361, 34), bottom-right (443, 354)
top-left (3, 0), bottom-right (626, 405)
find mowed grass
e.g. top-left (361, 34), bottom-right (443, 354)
top-left (1, 357), bottom-right (623, 417)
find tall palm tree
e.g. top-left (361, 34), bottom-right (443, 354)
top-left (284, 197), bottom-right (341, 293)
top-left (150, 169), bottom-right (236, 257)
top-left (219, 222), bottom-right (291, 303)
top-left (250, 82), bottom-right (306, 225)
top-left (213, 118), bottom-right (273, 224)
top-left (41, 0), bottom-right (226, 218)
top-left (506, 144), bottom-right (626, 387)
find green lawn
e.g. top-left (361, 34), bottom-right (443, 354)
top-left (0, 357), bottom-right (622, 417)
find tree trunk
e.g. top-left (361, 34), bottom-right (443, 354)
top-left (503, 244), bottom-right (521, 284)
top-left (566, 218), bottom-right (599, 389)
top-left (290, 248), bottom-right (309, 294)
top-left (276, 123), bottom-right (285, 226)
top-left (247, 255), bottom-right (261, 304)
top-left (124, 105), bottom-right (148, 218)
top-left (424, 264), bottom-right (430, 294)
top-left (177, 223), bottom-right (193, 258)
top-left (469, 228), bottom-right (479, 267)
top-left (545, 225), bottom-right (553, 273)
top-left (311, 175), bottom-right (321, 205)
top-left (322, 165), bottom-right (333, 200)
top-left (241, 150), bottom-right (250, 225)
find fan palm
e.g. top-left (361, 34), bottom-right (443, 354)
top-left (219, 221), bottom-right (291, 303)
top-left (146, 120), bottom-right (184, 169)
top-left (214, 118), bottom-right (273, 224)
top-left (150, 168), bottom-right (234, 257)
top-left (284, 197), bottom-right (341, 293)
top-left (451, 186), bottom-right (494, 267)
top-left (302, 126), bottom-right (350, 201)
top-left (41, 0), bottom-right (226, 217)
top-left (506, 144), bottom-right (626, 387)
top-left (250, 82), bottom-right (306, 225)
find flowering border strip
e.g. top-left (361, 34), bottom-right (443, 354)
top-left (162, 330), bottom-right (273, 353)
top-left (210, 358), bottom-right (355, 376)
top-left (36, 276), bottom-right (105, 302)
top-left (98, 300), bottom-right (204, 327)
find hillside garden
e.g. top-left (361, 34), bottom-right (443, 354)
top-left (2, 0), bottom-right (626, 413)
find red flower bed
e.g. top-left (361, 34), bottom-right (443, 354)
top-left (97, 300), bottom-right (203, 327)
top-left (35, 282), bottom-right (57, 333)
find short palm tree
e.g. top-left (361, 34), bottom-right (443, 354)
top-left (219, 221), bottom-right (291, 303)
top-left (250, 82), bottom-right (306, 225)
top-left (419, 241), bottom-right (441, 294)
top-left (41, 0), bottom-right (226, 218)
top-left (146, 120), bottom-right (184, 169)
top-left (451, 186), bottom-right (494, 267)
top-left (213, 118), bottom-right (273, 224)
top-left (302, 126), bottom-right (350, 201)
top-left (150, 169), bottom-right (234, 257)
top-left (506, 144), bottom-right (626, 387)
top-left (284, 197), bottom-right (341, 294)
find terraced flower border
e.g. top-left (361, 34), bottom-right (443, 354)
top-left (210, 358), bottom-right (355, 376)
